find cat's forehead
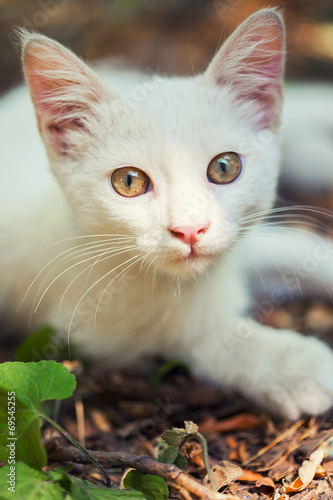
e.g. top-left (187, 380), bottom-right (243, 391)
top-left (122, 76), bottom-right (237, 130)
top-left (107, 76), bottom-right (252, 161)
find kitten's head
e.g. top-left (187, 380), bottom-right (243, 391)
top-left (21, 8), bottom-right (285, 278)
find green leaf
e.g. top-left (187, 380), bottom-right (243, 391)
top-left (0, 462), bottom-right (63, 500)
top-left (51, 471), bottom-right (146, 499)
top-left (15, 326), bottom-right (56, 362)
top-left (46, 467), bottom-right (73, 492)
top-left (161, 428), bottom-right (186, 446)
top-left (156, 438), bottom-right (187, 471)
top-left (74, 484), bottom-right (146, 499)
top-left (0, 463), bottom-right (146, 500)
top-left (0, 361), bottom-right (76, 468)
top-left (86, 489), bottom-right (145, 499)
top-left (174, 453), bottom-right (187, 471)
top-left (0, 360), bottom-right (76, 406)
top-left (124, 470), bottom-right (168, 500)
top-left (157, 442), bottom-right (179, 464)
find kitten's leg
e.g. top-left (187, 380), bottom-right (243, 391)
top-left (187, 319), bottom-right (333, 419)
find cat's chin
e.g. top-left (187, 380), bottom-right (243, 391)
top-left (160, 251), bottom-right (218, 278)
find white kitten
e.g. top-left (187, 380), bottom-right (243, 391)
top-left (1, 8), bottom-right (333, 420)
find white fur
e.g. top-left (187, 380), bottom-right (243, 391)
top-left (1, 10), bottom-right (333, 420)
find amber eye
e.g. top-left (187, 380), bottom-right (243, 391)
top-left (111, 167), bottom-right (150, 197)
top-left (207, 152), bottom-right (242, 184)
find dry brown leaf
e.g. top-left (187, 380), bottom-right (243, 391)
top-left (191, 455), bottom-right (205, 468)
top-left (89, 408), bottom-right (112, 432)
top-left (119, 467), bottom-right (135, 489)
top-left (255, 476), bottom-right (276, 491)
top-left (239, 469), bottom-right (263, 481)
top-left (199, 413), bottom-right (261, 434)
top-left (284, 448), bottom-right (325, 493)
top-left (226, 435), bottom-right (238, 461)
top-left (268, 462), bottom-right (295, 482)
top-left (238, 441), bottom-right (249, 464)
top-left (203, 460), bottom-right (243, 490)
top-left (239, 469), bottom-right (271, 483)
top-left (184, 442), bottom-right (205, 469)
top-left (184, 421), bottom-right (199, 434)
top-left (229, 450), bottom-right (238, 461)
top-left (314, 464), bottom-right (326, 478)
top-left (256, 477), bottom-right (276, 494)
top-left (226, 435), bottom-right (237, 449)
top-left (88, 472), bottom-right (104, 481)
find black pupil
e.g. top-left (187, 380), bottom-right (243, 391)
top-left (126, 173), bottom-right (133, 188)
top-left (218, 159), bottom-right (227, 173)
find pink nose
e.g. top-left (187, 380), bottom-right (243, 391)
top-left (169, 223), bottom-right (210, 246)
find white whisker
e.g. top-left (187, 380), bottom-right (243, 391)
top-left (45, 233), bottom-right (137, 248)
top-left (49, 240), bottom-right (136, 273)
top-left (83, 241), bottom-right (138, 284)
top-left (93, 255), bottom-right (144, 330)
top-left (144, 254), bottom-right (159, 282)
top-left (67, 253), bottom-right (142, 353)
top-left (239, 206), bottom-right (333, 232)
top-left (34, 245), bottom-right (137, 313)
top-left (18, 237), bottom-right (136, 309)
top-left (58, 246), bottom-right (138, 309)
top-left (240, 204), bottom-right (333, 222)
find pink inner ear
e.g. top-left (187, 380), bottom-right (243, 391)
top-left (25, 44), bottom-right (68, 109)
top-left (245, 22), bottom-right (284, 84)
top-left (24, 40), bottom-right (104, 131)
top-left (23, 37), bottom-right (107, 156)
top-left (207, 11), bottom-right (285, 130)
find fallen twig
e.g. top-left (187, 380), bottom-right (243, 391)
top-left (47, 439), bottom-right (235, 499)
top-left (242, 418), bottom-right (307, 466)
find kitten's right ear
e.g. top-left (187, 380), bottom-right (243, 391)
top-left (20, 29), bottom-right (111, 157)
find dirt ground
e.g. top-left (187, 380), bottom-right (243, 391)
top-left (2, 296), bottom-right (333, 499)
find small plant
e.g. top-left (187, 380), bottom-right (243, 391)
top-left (0, 360), bottom-right (76, 469)
top-left (0, 462), bottom-right (146, 499)
top-left (0, 360), bottom-right (168, 499)
top-left (159, 421), bottom-right (217, 492)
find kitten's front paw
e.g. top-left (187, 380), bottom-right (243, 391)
top-left (256, 334), bottom-right (333, 420)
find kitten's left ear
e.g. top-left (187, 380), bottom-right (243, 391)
top-left (204, 9), bottom-right (285, 131)
top-left (20, 30), bottom-right (111, 157)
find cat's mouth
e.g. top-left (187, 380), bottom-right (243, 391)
top-left (147, 235), bottom-right (228, 277)
top-left (181, 247), bottom-right (206, 261)
top-left (169, 247), bottom-right (218, 276)
top-left (179, 246), bottom-right (196, 258)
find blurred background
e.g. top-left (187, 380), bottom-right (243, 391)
top-left (1, 0), bottom-right (333, 96)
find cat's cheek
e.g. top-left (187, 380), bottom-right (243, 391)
top-left (208, 184), bottom-right (244, 225)
top-left (136, 232), bottom-right (163, 249)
